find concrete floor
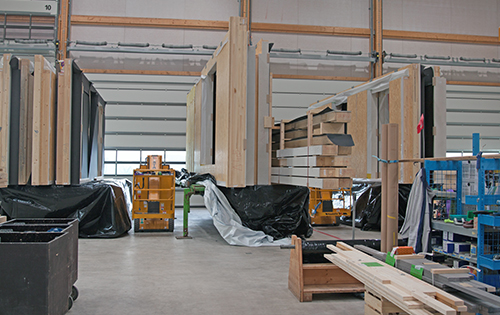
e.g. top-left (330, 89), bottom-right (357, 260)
top-left (69, 208), bottom-right (381, 315)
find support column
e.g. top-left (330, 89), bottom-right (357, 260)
top-left (57, 0), bottom-right (70, 60)
top-left (372, 0), bottom-right (383, 78)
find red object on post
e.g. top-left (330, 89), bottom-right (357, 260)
top-left (417, 114), bottom-right (424, 134)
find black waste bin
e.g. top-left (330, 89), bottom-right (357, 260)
top-left (0, 219), bottom-right (79, 315)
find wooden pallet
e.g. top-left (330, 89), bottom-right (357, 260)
top-left (288, 235), bottom-right (364, 302)
top-left (325, 242), bottom-right (467, 315)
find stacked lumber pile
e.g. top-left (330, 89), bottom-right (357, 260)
top-left (325, 242), bottom-right (468, 315)
top-left (271, 108), bottom-right (354, 189)
top-left (355, 244), bottom-right (500, 314)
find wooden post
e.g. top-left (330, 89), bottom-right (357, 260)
top-left (386, 123), bottom-right (399, 251)
top-left (57, 0), bottom-right (70, 60)
top-left (381, 123), bottom-right (399, 252)
top-left (380, 124), bottom-right (388, 252)
top-left (373, 0), bottom-right (383, 77)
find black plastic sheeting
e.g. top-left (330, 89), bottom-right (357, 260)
top-left (0, 180), bottom-right (132, 238)
top-left (301, 238), bottom-right (408, 264)
top-left (218, 185), bottom-right (313, 240)
top-left (340, 183), bottom-right (411, 231)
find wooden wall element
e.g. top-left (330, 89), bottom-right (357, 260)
top-left (56, 59), bottom-right (73, 185)
top-left (9, 57), bottom-right (34, 186)
top-left (187, 17), bottom-right (273, 187)
top-left (32, 55), bottom-right (57, 186)
top-left (0, 54), bottom-right (12, 187)
top-left (310, 64), bottom-right (430, 184)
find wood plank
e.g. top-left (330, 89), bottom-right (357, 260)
top-left (72, 15), bottom-right (229, 30)
top-left (288, 235), bottom-right (305, 301)
top-left (56, 59), bottom-right (72, 185)
top-left (277, 145), bottom-right (340, 157)
top-left (285, 111), bottom-right (351, 131)
top-left (430, 268), bottom-right (470, 275)
top-left (303, 283), bottom-right (365, 294)
top-left (276, 167), bottom-right (354, 178)
top-left (32, 55), bottom-right (57, 186)
top-left (0, 54), bottom-right (11, 187)
top-left (227, 16), bottom-right (248, 187)
top-left (273, 176), bottom-right (352, 189)
top-left (280, 156), bottom-right (350, 167)
top-left (17, 59), bottom-right (33, 185)
top-left (325, 243), bottom-right (465, 315)
top-left (394, 254), bottom-right (426, 260)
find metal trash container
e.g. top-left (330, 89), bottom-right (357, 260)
top-left (0, 219), bottom-right (79, 315)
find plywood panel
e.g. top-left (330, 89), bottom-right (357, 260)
top-left (347, 91), bottom-right (367, 178)
top-left (0, 54), bottom-right (11, 187)
top-left (402, 64), bottom-right (420, 183)
top-left (56, 59), bottom-right (72, 185)
top-left (17, 59), bottom-right (33, 185)
top-left (32, 55), bottom-right (57, 186)
top-left (227, 16), bottom-right (248, 187)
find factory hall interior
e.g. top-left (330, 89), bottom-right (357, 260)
top-left (2, 0), bottom-right (500, 314)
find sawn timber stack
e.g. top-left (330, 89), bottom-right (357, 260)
top-left (271, 108), bottom-right (354, 190)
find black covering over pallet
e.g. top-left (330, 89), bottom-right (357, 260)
top-left (219, 184), bottom-right (312, 240)
top-left (0, 180), bottom-right (132, 238)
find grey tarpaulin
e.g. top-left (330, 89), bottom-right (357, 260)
top-left (399, 168), bottom-right (435, 253)
top-left (199, 180), bottom-right (291, 247)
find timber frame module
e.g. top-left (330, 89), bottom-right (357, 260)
top-left (0, 54), bottom-right (105, 187)
top-left (186, 16), bottom-right (447, 188)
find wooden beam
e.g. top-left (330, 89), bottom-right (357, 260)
top-left (57, 0), bottom-right (70, 59)
top-left (384, 29), bottom-right (499, 45)
top-left (71, 15), bottom-right (229, 30)
top-left (6, 15), bottom-right (54, 24)
top-left (252, 22), bottom-right (370, 37)
top-left (81, 69), bottom-right (201, 76)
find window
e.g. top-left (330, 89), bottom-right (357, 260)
top-left (103, 149), bottom-right (187, 177)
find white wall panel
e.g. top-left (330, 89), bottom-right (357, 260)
top-left (72, 0), bottom-right (238, 20)
top-left (105, 104), bottom-right (187, 119)
top-left (252, 0), bottom-right (299, 24)
top-left (105, 135), bottom-right (186, 149)
top-left (447, 112), bottom-right (500, 124)
top-left (106, 120), bottom-right (186, 133)
top-left (98, 89), bottom-right (188, 104)
top-left (447, 139), bottom-right (500, 152)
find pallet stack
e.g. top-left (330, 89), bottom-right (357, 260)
top-left (271, 108), bottom-right (354, 189)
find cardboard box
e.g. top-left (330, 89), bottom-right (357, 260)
top-left (448, 232), bottom-right (468, 242)
top-left (443, 240), bottom-right (455, 253)
top-left (470, 244), bottom-right (477, 256)
top-left (0, 216), bottom-right (6, 223)
top-left (454, 242), bottom-right (471, 253)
